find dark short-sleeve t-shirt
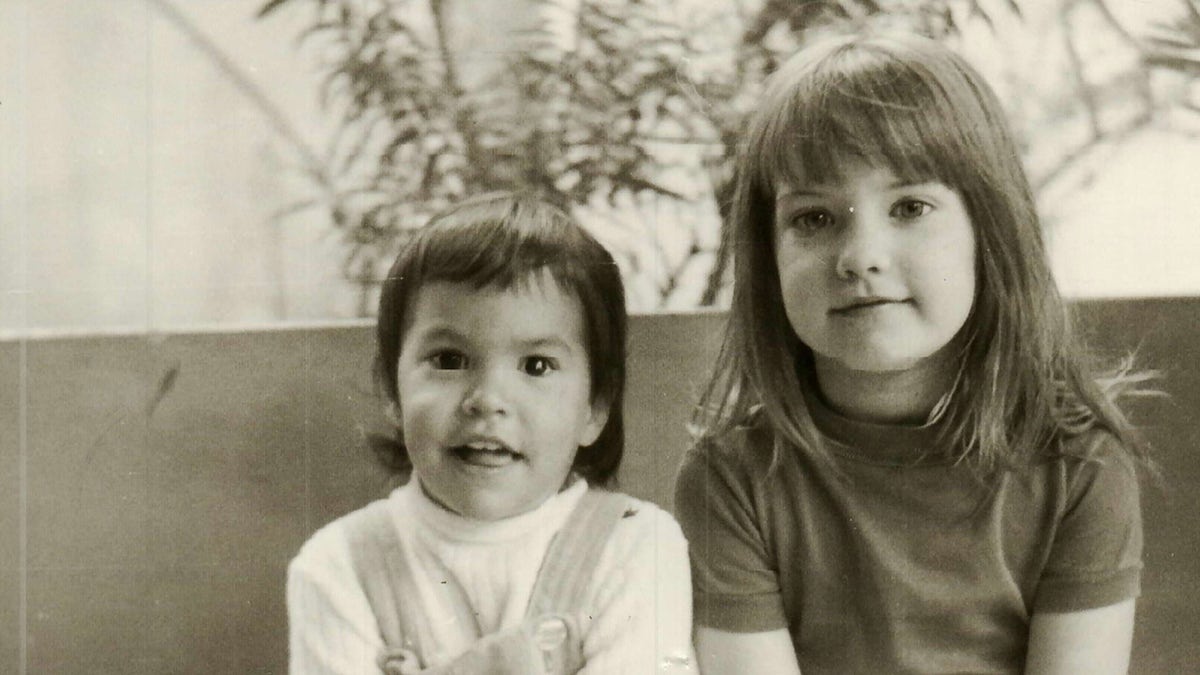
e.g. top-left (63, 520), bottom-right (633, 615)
top-left (673, 398), bottom-right (1143, 674)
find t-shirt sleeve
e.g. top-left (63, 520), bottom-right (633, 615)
top-left (287, 524), bottom-right (386, 674)
top-left (1034, 434), bottom-right (1144, 613)
top-left (673, 443), bottom-right (789, 632)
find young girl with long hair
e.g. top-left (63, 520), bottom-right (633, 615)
top-left (289, 193), bottom-right (694, 674)
top-left (674, 31), bottom-right (1151, 674)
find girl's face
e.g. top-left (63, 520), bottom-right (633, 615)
top-left (394, 272), bottom-right (608, 521)
top-left (773, 161), bottom-right (976, 380)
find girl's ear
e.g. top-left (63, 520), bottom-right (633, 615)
top-left (578, 396), bottom-right (611, 448)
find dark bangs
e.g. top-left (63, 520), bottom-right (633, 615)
top-left (408, 199), bottom-right (584, 293)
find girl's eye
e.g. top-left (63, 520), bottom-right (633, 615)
top-left (790, 209), bottom-right (834, 233)
top-left (891, 199), bottom-right (932, 220)
top-left (521, 356), bottom-right (557, 377)
top-left (429, 351), bottom-right (468, 370)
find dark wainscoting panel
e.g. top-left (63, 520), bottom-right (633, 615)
top-left (1, 299), bottom-right (1195, 673)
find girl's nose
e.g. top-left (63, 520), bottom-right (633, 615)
top-left (461, 370), bottom-right (508, 417)
top-left (835, 213), bottom-right (891, 280)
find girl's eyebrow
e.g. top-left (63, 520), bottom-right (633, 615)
top-left (776, 187), bottom-right (827, 199)
top-left (890, 179), bottom-right (947, 190)
top-left (775, 187), bottom-right (841, 206)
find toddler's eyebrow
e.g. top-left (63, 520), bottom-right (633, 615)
top-left (414, 326), bottom-right (575, 354)
top-left (516, 335), bottom-right (575, 354)
top-left (413, 326), bottom-right (465, 342)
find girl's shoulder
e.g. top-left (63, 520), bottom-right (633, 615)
top-left (1033, 427), bottom-right (1144, 508)
top-left (685, 410), bottom-right (780, 476)
top-left (1053, 426), bottom-right (1141, 474)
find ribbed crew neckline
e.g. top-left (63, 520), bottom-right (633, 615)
top-left (800, 379), bottom-right (953, 467)
top-left (401, 475), bottom-right (588, 544)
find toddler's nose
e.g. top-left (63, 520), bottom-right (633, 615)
top-left (461, 370), bottom-right (508, 416)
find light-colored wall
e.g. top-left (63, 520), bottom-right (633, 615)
top-left (3, 0), bottom-right (1200, 334)
top-left (1, 1), bottom-right (357, 335)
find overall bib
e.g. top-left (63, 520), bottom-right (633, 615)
top-left (346, 489), bottom-right (631, 675)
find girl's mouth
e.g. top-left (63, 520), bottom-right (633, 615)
top-left (831, 298), bottom-right (909, 315)
top-left (450, 441), bottom-right (524, 468)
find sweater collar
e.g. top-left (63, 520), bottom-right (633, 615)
top-left (402, 475), bottom-right (588, 544)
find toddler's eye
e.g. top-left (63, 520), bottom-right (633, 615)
top-left (429, 351), bottom-right (468, 370)
top-left (521, 356), bottom-right (557, 377)
top-left (790, 209), bottom-right (834, 233)
top-left (891, 199), bottom-right (931, 220)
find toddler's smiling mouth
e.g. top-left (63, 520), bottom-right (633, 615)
top-left (450, 440), bottom-right (524, 467)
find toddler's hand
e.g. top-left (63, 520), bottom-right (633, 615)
top-left (403, 614), bottom-right (582, 675)
top-left (379, 646), bottom-right (423, 675)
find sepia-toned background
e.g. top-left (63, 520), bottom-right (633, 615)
top-left (3, 0), bottom-right (1199, 672)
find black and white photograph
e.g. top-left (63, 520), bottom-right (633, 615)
top-left (2, 0), bottom-right (1199, 672)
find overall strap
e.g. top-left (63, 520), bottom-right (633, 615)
top-left (526, 488), bottom-right (631, 618)
top-left (344, 500), bottom-right (408, 647)
top-left (343, 498), bottom-right (482, 655)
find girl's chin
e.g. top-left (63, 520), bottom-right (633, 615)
top-left (811, 336), bottom-right (961, 376)
top-left (820, 352), bottom-right (930, 375)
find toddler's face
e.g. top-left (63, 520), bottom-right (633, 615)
top-left (773, 161), bottom-right (976, 379)
top-left (394, 272), bottom-right (607, 521)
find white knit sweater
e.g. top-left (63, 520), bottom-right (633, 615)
top-left (287, 478), bottom-right (694, 674)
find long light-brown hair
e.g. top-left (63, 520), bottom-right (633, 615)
top-left (695, 31), bottom-right (1152, 474)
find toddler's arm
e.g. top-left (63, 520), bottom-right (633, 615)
top-left (576, 503), bottom-right (696, 674)
top-left (1024, 600), bottom-right (1135, 674)
top-left (287, 528), bottom-right (386, 674)
top-left (392, 615), bottom-right (579, 675)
